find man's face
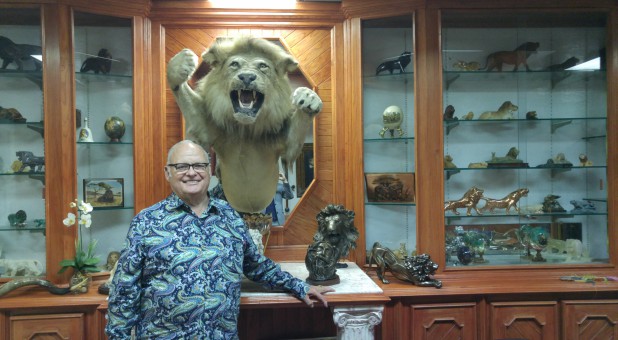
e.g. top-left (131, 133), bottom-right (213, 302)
top-left (165, 143), bottom-right (210, 201)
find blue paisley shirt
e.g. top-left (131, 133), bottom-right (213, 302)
top-left (106, 193), bottom-right (310, 339)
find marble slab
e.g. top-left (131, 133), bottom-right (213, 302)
top-left (241, 262), bottom-right (383, 297)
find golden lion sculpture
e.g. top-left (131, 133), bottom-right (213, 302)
top-left (444, 186), bottom-right (484, 216)
top-left (480, 188), bottom-right (529, 214)
top-left (167, 36), bottom-right (322, 213)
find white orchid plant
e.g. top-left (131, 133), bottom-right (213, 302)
top-left (58, 199), bottom-right (100, 274)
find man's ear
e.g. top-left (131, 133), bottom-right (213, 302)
top-left (164, 166), bottom-right (171, 181)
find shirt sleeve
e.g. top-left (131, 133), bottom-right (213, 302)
top-left (240, 222), bottom-right (310, 299)
top-left (105, 214), bottom-right (146, 339)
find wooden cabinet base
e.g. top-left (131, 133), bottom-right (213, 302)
top-left (10, 313), bottom-right (84, 340)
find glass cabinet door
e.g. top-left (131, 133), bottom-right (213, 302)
top-left (362, 15), bottom-right (416, 262)
top-left (73, 11), bottom-right (134, 267)
top-left (0, 8), bottom-right (46, 277)
top-left (442, 11), bottom-right (608, 267)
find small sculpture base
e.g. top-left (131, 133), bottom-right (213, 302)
top-left (306, 274), bottom-right (340, 286)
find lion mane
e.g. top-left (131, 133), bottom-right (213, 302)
top-left (167, 36), bottom-right (322, 213)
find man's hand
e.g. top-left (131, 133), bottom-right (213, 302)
top-left (302, 285), bottom-right (335, 308)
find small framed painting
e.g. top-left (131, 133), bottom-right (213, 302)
top-left (83, 178), bottom-right (124, 209)
top-left (365, 172), bottom-right (415, 203)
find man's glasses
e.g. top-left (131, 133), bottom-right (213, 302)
top-left (167, 163), bottom-right (209, 173)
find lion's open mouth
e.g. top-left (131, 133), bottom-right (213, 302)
top-left (230, 90), bottom-right (264, 117)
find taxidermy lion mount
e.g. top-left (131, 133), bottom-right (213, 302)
top-left (167, 36), bottom-right (322, 213)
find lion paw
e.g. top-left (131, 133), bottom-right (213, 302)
top-left (292, 87), bottom-right (322, 116)
top-left (167, 48), bottom-right (198, 88)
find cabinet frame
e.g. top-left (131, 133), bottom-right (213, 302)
top-left (345, 2), bottom-right (618, 278)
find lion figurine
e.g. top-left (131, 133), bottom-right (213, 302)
top-left (444, 186), bottom-right (484, 216)
top-left (478, 101), bottom-right (518, 120)
top-left (480, 188), bottom-right (529, 214)
top-left (167, 36), bottom-right (322, 213)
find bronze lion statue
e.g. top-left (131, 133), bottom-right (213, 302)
top-left (167, 36), bottom-right (322, 213)
top-left (444, 186), bottom-right (484, 216)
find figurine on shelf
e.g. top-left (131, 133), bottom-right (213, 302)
top-left (379, 105), bottom-right (404, 138)
top-left (393, 242), bottom-right (409, 261)
top-left (15, 151), bottom-right (44, 172)
top-left (569, 200), bottom-right (596, 213)
top-left (536, 153), bottom-right (573, 168)
top-left (104, 251), bottom-right (121, 271)
top-left (7, 210), bottom-right (27, 228)
top-left (78, 117), bottom-right (94, 142)
top-left (444, 155), bottom-right (457, 169)
top-left (542, 194), bottom-right (566, 213)
top-left (444, 186), bottom-right (484, 216)
top-left (0, 106), bottom-right (26, 123)
top-left (0, 35), bottom-right (42, 71)
top-left (80, 48), bottom-right (112, 74)
top-left (104, 116), bottom-right (126, 142)
top-left (443, 104), bottom-right (457, 121)
top-left (579, 154), bottom-right (593, 166)
top-left (525, 111), bottom-right (538, 120)
top-left (478, 101), bottom-right (518, 120)
top-left (461, 111), bottom-right (474, 120)
top-left (461, 230), bottom-right (490, 263)
top-left (516, 225), bottom-right (548, 262)
top-left (487, 147), bottom-right (527, 167)
top-left (375, 51), bottom-right (412, 75)
top-left (452, 60), bottom-right (481, 71)
top-left (368, 242), bottom-right (441, 288)
top-left (481, 41), bottom-right (540, 72)
top-left (480, 188), bottom-right (529, 215)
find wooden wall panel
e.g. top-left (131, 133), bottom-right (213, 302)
top-left (163, 28), bottom-right (334, 246)
top-left (562, 300), bottom-right (618, 340)
top-left (490, 301), bottom-right (558, 340)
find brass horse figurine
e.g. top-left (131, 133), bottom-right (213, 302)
top-left (368, 242), bottom-right (442, 288)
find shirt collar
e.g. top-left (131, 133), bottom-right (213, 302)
top-left (166, 192), bottom-right (222, 215)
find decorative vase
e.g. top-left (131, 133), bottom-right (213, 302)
top-left (78, 117), bottom-right (94, 142)
top-left (69, 271), bottom-right (91, 294)
top-left (104, 116), bottom-right (126, 142)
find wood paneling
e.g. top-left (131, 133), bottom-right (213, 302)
top-left (42, 3), bottom-right (78, 284)
top-left (490, 301), bottom-right (558, 340)
top-left (562, 300), bottom-right (618, 340)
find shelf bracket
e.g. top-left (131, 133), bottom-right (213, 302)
top-left (445, 120), bottom-right (459, 135)
top-left (445, 169), bottom-right (460, 180)
top-left (551, 119), bottom-right (572, 133)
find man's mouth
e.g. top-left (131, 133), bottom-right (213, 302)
top-left (230, 89), bottom-right (264, 117)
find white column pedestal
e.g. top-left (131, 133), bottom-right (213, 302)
top-left (332, 305), bottom-right (384, 340)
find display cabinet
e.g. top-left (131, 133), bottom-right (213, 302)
top-left (73, 11), bottom-right (134, 265)
top-left (441, 11), bottom-right (608, 268)
top-left (0, 8), bottom-right (46, 277)
top-left (362, 15), bottom-right (416, 261)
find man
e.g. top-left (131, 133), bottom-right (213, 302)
top-left (106, 140), bottom-right (333, 339)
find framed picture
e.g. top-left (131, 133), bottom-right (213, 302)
top-left (83, 178), bottom-right (124, 209)
top-left (295, 143), bottom-right (314, 196)
top-left (365, 172), bottom-right (415, 203)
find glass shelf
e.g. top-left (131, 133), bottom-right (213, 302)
top-left (445, 165), bottom-right (606, 171)
top-left (364, 136), bottom-right (414, 143)
top-left (77, 141), bottom-right (133, 145)
top-left (445, 211), bottom-right (607, 219)
top-left (366, 202), bottom-right (416, 207)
